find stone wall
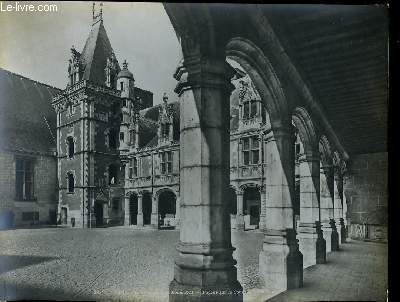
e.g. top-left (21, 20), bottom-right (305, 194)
top-left (0, 150), bottom-right (58, 228)
top-left (344, 152), bottom-right (388, 240)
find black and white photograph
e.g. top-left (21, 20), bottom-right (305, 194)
top-left (0, 2), bottom-right (389, 301)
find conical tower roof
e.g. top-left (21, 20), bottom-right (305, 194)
top-left (79, 19), bottom-right (119, 86)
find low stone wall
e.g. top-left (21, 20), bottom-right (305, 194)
top-left (349, 223), bottom-right (387, 241)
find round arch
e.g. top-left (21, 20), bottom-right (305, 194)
top-left (156, 188), bottom-right (177, 228)
top-left (226, 37), bottom-right (290, 130)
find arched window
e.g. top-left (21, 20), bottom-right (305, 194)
top-left (67, 173), bottom-right (74, 193)
top-left (67, 137), bottom-right (74, 158)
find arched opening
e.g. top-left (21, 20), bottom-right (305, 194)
top-left (142, 192), bottom-right (152, 225)
top-left (67, 172), bottom-right (74, 193)
top-left (243, 187), bottom-right (261, 227)
top-left (158, 190), bottom-right (176, 228)
top-left (67, 137), bottom-right (74, 158)
top-left (129, 194), bottom-right (138, 225)
top-left (293, 129), bottom-right (302, 226)
top-left (228, 187), bottom-right (237, 215)
top-left (108, 164), bottom-right (119, 185)
top-left (94, 201), bottom-right (104, 227)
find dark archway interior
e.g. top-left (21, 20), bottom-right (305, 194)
top-left (243, 187), bottom-right (260, 225)
top-left (158, 190), bottom-right (176, 219)
top-left (129, 194), bottom-right (138, 225)
top-left (94, 201), bottom-right (103, 227)
top-left (142, 192), bottom-right (152, 225)
top-left (227, 187), bottom-right (237, 215)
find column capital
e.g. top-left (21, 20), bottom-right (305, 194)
top-left (174, 56), bottom-right (235, 96)
top-left (298, 152), bottom-right (320, 164)
top-left (263, 124), bottom-right (297, 143)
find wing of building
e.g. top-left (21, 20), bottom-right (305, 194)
top-left (0, 68), bottom-right (61, 228)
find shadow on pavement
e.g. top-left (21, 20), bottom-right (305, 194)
top-left (0, 255), bottom-right (58, 274)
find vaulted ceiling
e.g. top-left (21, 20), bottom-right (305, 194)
top-left (264, 5), bottom-right (388, 155)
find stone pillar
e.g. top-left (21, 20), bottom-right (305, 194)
top-left (297, 153), bottom-right (326, 268)
top-left (169, 57), bottom-right (242, 302)
top-left (137, 193), bottom-right (143, 226)
top-left (259, 127), bottom-right (303, 293)
top-left (259, 187), bottom-right (267, 230)
top-left (320, 164), bottom-right (335, 252)
top-left (124, 196), bottom-right (130, 226)
top-left (236, 192), bottom-right (245, 230)
top-left (151, 194), bottom-right (158, 228)
top-left (333, 170), bottom-right (343, 246)
top-left (175, 194), bottom-right (180, 229)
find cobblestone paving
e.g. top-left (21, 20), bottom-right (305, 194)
top-left (0, 228), bottom-right (387, 302)
top-left (0, 227), bottom-right (264, 301)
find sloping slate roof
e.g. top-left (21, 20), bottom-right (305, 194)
top-left (80, 21), bottom-right (119, 86)
top-left (0, 68), bottom-right (61, 153)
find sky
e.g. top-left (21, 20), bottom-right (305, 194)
top-left (0, 1), bottom-right (181, 105)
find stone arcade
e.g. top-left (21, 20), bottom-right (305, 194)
top-left (0, 3), bottom-right (388, 302)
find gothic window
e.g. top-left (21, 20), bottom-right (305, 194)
top-left (67, 172), bottom-right (74, 193)
top-left (128, 160), bottom-right (133, 178)
top-left (243, 102), bottom-right (250, 119)
top-left (242, 100), bottom-right (258, 120)
top-left (120, 132), bottom-right (124, 142)
top-left (67, 137), bottom-right (74, 158)
top-left (15, 158), bottom-right (34, 200)
top-left (250, 100), bottom-right (258, 118)
top-left (120, 82), bottom-right (124, 91)
top-left (242, 136), bottom-right (259, 165)
top-left (133, 158), bottom-right (138, 177)
top-left (160, 151), bottom-right (172, 175)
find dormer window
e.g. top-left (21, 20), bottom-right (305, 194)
top-left (105, 52), bottom-right (118, 88)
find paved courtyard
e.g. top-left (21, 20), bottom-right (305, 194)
top-left (0, 227), bottom-right (387, 302)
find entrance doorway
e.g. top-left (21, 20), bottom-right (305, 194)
top-left (129, 194), bottom-right (138, 225)
top-left (158, 190), bottom-right (176, 227)
top-left (94, 202), bottom-right (104, 227)
top-left (142, 192), bottom-right (152, 225)
top-left (243, 187), bottom-right (261, 226)
top-left (61, 207), bottom-right (67, 225)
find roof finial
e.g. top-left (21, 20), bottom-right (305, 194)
top-left (92, 2), bottom-right (103, 25)
top-left (163, 93), bottom-right (168, 103)
top-left (123, 60), bottom-right (128, 70)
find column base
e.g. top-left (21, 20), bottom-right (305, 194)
top-left (321, 221), bottom-right (332, 253)
top-left (235, 214), bottom-right (244, 231)
top-left (340, 218), bottom-right (346, 243)
top-left (259, 215), bottom-right (266, 230)
top-left (137, 213), bottom-right (144, 227)
top-left (330, 219), bottom-right (339, 251)
top-left (259, 229), bottom-right (303, 293)
top-left (124, 215), bottom-right (130, 226)
top-left (297, 222), bottom-right (325, 268)
top-left (151, 213), bottom-right (158, 228)
top-left (316, 222), bottom-right (326, 264)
